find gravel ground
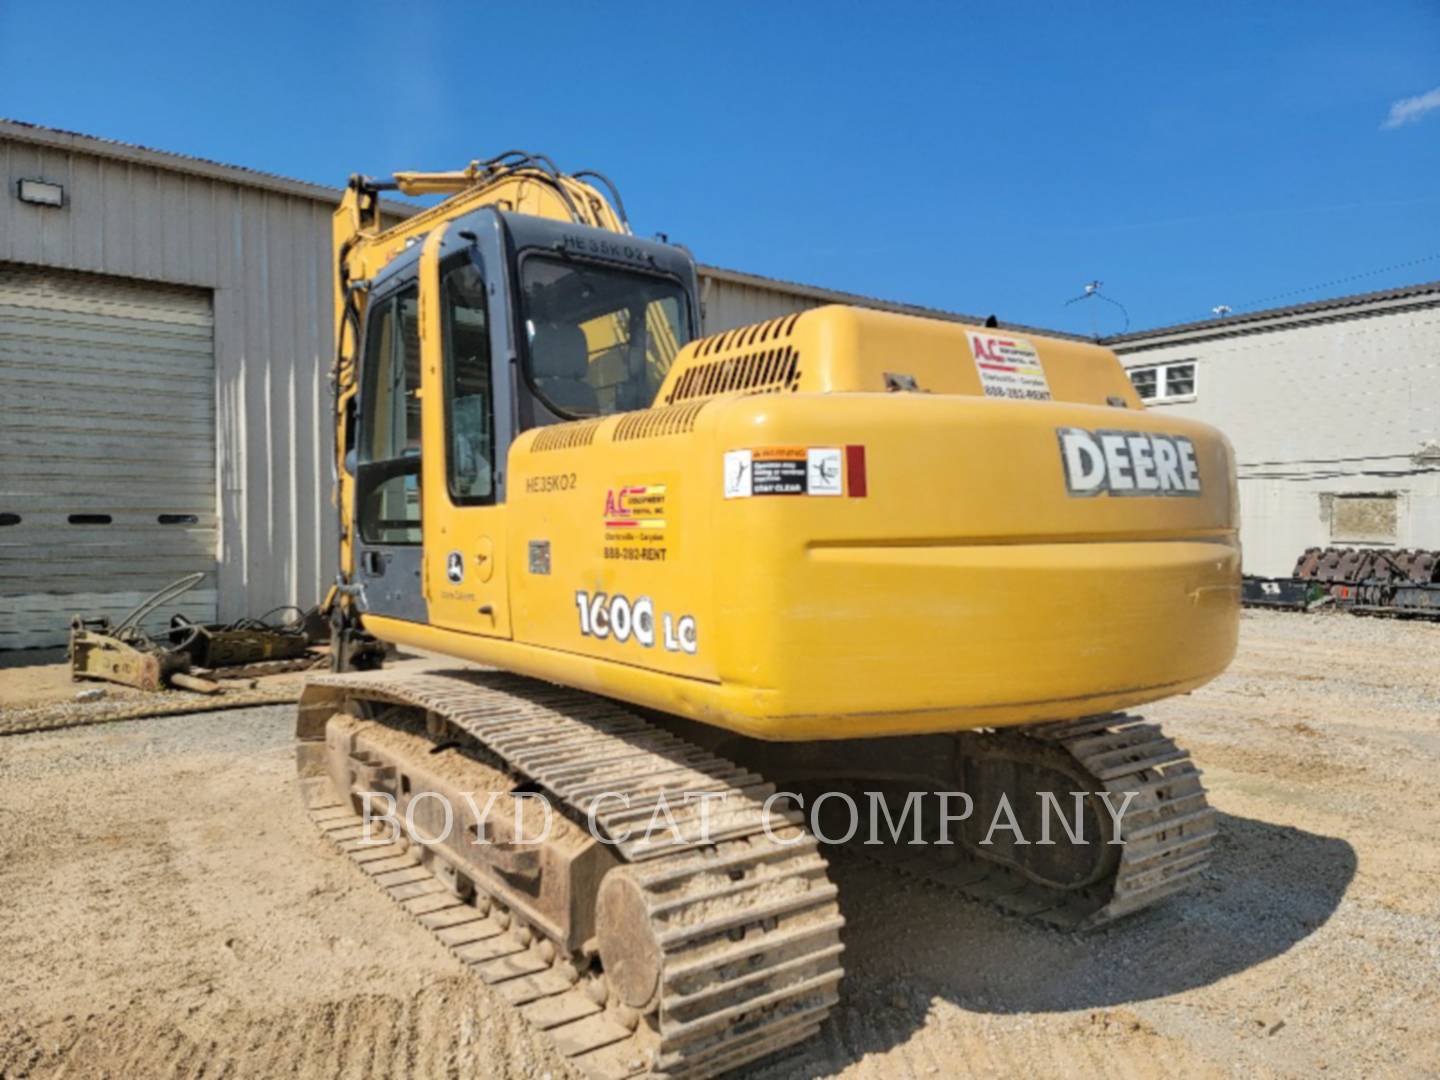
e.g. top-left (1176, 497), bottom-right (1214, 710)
top-left (1, 609), bottom-right (1437, 1078)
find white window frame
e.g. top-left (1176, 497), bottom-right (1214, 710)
top-left (1128, 360), bottom-right (1197, 404)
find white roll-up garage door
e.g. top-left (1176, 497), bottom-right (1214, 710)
top-left (0, 264), bottom-right (217, 650)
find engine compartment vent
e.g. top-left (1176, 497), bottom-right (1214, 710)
top-left (531, 417), bottom-right (605, 452)
top-left (664, 313), bottom-right (804, 404)
top-left (611, 400), bottom-right (710, 442)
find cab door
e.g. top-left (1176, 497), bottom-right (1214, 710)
top-left (353, 279), bottom-right (426, 623)
top-left (421, 237), bottom-right (513, 637)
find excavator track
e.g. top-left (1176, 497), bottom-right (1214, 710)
top-left (296, 670), bottom-right (844, 1079)
top-left (855, 713), bottom-right (1217, 928)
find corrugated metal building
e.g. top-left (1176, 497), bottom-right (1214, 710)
top-left (1, 120), bottom-right (1001, 648)
top-left (693, 264), bottom-right (1039, 337)
top-left (1, 121), bottom-right (353, 647)
top-left (1109, 283), bottom-right (1440, 576)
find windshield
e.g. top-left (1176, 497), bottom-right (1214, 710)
top-left (519, 254), bottom-right (691, 416)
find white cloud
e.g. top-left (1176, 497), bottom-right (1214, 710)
top-left (1382, 86), bottom-right (1440, 129)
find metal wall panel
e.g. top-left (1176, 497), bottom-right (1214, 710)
top-left (1115, 302), bottom-right (1440, 575)
top-left (699, 273), bottom-right (821, 334)
top-left (0, 129), bottom-right (340, 636)
top-left (0, 265), bottom-right (218, 647)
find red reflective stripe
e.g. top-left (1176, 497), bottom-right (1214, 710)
top-left (845, 445), bottom-right (867, 497)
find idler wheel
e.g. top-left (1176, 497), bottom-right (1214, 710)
top-left (596, 868), bottom-right (662, 1013)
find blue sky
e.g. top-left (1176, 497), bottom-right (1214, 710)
top-left (2, 2), bottom-right (1437, 334)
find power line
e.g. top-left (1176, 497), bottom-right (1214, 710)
top-left (1237, 466), bottom-right (1440, 482)
top-left (1231, 252), bottom-right (1440, 313)
top-left (1237, 452), bottom-right (1436, 468)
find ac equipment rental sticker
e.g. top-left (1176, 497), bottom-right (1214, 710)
top-left (603, 484), bottom-right (670, 562)
top-left (966, 331), bottom-right (1052, 401)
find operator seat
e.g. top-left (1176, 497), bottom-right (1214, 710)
top-left (529, 323), bottom-right (598, 415)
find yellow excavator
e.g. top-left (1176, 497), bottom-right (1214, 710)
top-left (297, 151), bottom-right (1239, 1078)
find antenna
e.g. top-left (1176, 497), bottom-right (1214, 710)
top-left (1064, 280), bottom-right (1130, 337)
top-left (1212, 304), bottom-right (1232, 318)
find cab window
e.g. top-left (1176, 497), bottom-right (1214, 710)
top-left (519, 254), bottom-right (690, 417)
top-left (442, 256), bottom-right (495, 502)
top-left (357, 286), bottom-right (422, 543)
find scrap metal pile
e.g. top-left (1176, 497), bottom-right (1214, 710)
top-left (69, 573), bottom-right (327, 693)
top-left (1242, 547), bottom-right (1440, 618)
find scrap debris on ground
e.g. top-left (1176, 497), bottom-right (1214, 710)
top-left (66, 598), bottom-right (324, 698)
top-left (1, 609), bottom-right (1437, 1077)
top-left (0, 648), bottom-right (313, 737)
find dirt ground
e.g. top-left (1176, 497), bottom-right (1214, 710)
top-left (2, 609), bottom-right (1437, 1078)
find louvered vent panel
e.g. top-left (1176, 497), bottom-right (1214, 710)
top-left (664, 313), bottom-right (804, 404)
top-left (611, 400), bottom-right (710, 442)
top-left (530, 417), bottom-right (605, 452)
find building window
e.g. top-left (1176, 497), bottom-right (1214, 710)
top-left (1129, 367), bottom-right (1158, 399)
top-left (1128, 361), bottom-right (1196, 403)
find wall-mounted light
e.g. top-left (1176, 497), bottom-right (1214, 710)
top-left (17, 178), bottom-right (65, 207)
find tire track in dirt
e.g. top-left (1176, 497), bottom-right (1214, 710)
top-left (741, 990), bottom-right (1226, 1080)
top-left (1, 980), bottom-right (566, 1079)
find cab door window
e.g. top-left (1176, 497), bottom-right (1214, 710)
top-left (357, 286), bottom-right (422, 543)
top-left (441, 256), bottom-right (495, 502)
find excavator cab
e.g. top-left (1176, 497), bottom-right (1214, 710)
top-left (345, 210), bottom-right (698, 630)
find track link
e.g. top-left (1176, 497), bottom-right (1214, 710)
top-left (297, 669), bottom-right (844, 1079)
top-left (862, 713), bottom-right (1217, 928)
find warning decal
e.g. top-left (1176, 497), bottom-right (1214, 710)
top-left (966, 331), bottom-right (1051, 401)
top-left (723, 446), bottom-right (856, 498)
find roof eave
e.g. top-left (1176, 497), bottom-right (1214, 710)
top-left (0, 117), bottom-right (417, 217)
